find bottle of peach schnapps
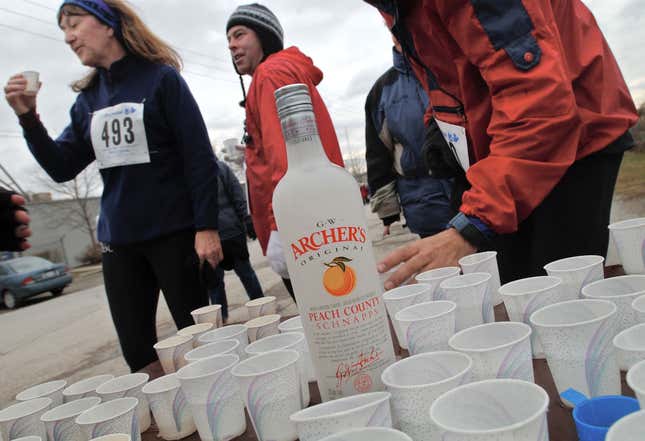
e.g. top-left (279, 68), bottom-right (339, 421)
top-left (272, 84), bottom-right (395, 401)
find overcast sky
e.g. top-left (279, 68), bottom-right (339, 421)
top-left (1, 0), bottom-right (644, 194)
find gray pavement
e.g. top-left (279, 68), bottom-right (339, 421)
top-left (0, 205), bottom-right (416, 406)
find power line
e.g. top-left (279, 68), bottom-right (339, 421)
top-left (22, 0), bottom-right (57, 12)
top-left (0, 22), bottom-right (62, 43)
top-left (0, 6), bottom-right (58, 27)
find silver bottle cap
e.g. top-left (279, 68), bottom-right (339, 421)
top-left (275, 83), bottom-right (314, 119)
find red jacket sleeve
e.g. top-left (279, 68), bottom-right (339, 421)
top-left (436, 0), bottom-right (582, 233)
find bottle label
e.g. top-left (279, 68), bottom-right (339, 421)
top-left (281, 113), bottom-right (319, 145)
top-left (287, 217), bottom-right (395, 401)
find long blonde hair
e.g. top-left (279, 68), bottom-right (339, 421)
top-left (60, 0), bottom-right (182, 92)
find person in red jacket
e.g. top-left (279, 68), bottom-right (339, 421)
top-left (226, 3), bottom-right (344, 298)
top-left (366, 0), bottom-right (639, 288)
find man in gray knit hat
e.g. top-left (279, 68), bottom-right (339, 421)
top-left (226, 3), bottom-right (344, 301)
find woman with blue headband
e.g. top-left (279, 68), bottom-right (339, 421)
top-left (4, 0), bottom-right (223, 373)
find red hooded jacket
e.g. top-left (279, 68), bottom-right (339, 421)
top-left (372, 0), bottom-right (638, 234)
top-left (245, 47), bottom-right (344, 253)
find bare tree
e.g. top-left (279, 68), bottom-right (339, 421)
top-left (32, 164), bottom-right (102, 248)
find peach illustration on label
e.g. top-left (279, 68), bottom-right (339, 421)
top-left (323, 256), bottom-right (356, 296)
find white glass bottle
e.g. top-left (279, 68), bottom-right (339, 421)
top-left (272, 84), bottom-right (395, 401)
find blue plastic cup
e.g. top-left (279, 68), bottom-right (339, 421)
top-left (560, 388), bottom-right (641, 441)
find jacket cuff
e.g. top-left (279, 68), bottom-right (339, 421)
top-left (18, 109), bottom-right (41, 130)
top-left (446, 212), bottom-right (496, 250)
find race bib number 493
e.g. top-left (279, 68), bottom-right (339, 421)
top-left (90, 102), bottom-right (150, 169)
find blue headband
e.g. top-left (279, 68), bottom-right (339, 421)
top-left (59, 0), bottom-right (121, 33)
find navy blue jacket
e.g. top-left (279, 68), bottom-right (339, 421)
top-left (20, 55), bottom-right (219, 245)
top-left (365, 48), bottom-right (454, 237)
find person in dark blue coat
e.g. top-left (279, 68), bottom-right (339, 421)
top-left (4, 0), bottom-right (222, 372)
top-left (365, 37), bottom-right (455, 238)
top-left (207, 160), bottom-right (263, 322)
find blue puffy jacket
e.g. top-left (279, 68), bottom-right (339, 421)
top-left (365, 48), bottom-right (454, 237)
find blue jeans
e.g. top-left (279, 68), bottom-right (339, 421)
top-left (208, 257), bottom-right (263, 319)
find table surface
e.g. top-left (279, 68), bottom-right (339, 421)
top-left (141, 266), bottom-right (635, 441)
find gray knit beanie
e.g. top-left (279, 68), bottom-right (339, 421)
top-left (226, 3), bottom-right (284, 57)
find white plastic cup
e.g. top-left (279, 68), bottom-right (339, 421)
top-left (459, 251), bottom-right (503, 305)
top-left (381, 351), bottom-right (472, 440)
top-left (277, 316), bottom-right (316, 383)
top-left (498, 275), bottom-right (564, 358)
top-left (141, 374), bottom-right (196, 441)
top-left (582, 275), bottom-right (645, 335)
top-left (290, 392), bottom-right (392, 441)
top-left (184, 339), bottom-right (243, 363)
top-left (613, 323), bottom-right (645, 371)
top-left (153, 334), bottom-right (193, 374)
top-left (429, 379), bottom-right (549, 440)
top-left (22, 71), bottom-right (39, 95)
top-left (16, 380), bottom-right (67, 407)
top-left (233, 350), bottom-right (302, 441)
top-left (438, 272), bottom-right (494, 330)
top-left (544, 255), bottom-right (604, 299)
top-left (176, 354), bottom-right (246, 441)
top-left (278, 315), bottom-right (303, 333)
top-left (626, 359), bottom-right (645, 408)
top-left (606, 409), bottom-right (645, 441)
top-left (191, 304), bottom-right (223, 328)
top-left (633, 294), bottom-right (645, 322)
top-left (413, 266), bottom-right (460, 300)
top-left (244, 332), bottom-right (311, 406)
top-left (394, 301), bottom-right (456, 355)
top-left (530, 299), bottom-right (620, 403)
top-left (448, 321), bottom-right (534, 382)
top-left (177, 323), bottom-right (215, 347)
top-left (246, 296), bottom-right (277, 319)
top-left (95, 374), bottom-right (150, 433)
top-left (198, 323), bottom-right (248, 348)
top-left (318, 427), bottom-right (412, 441)
top-left (245, 314), bottom-right (281, 342)
top-left (41, 396), bottom-right (101, 441)
top-left (382, 284), bottom-right (434, 348)
top-left (89, 435), bottom-right (130, 441)
top-left (75, 397), bottom-right (140, 441)
top-left (62, 375), bottom-right (115, 403)
top-left (0, 397), bottom-right (52, 440)
top-left (608, 217), bottom-right (645, 274)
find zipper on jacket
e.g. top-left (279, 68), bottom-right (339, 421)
top-left (432, 104), bottom-right (467, 122)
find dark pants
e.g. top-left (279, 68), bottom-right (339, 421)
top-left (495, 150), bottom-right (624, 284)
top-left (208, 257), bottom-right (263, 319)
top-left (102, 230), bottom-right (207, 372)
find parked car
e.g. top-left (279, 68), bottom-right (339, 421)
top-left (0, 256), bottom-right (72, 309)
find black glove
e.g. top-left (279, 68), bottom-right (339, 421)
top-left (0, 188), bottom-right (27, 251)
top-left (245, 218), bottom-right (257, 240)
